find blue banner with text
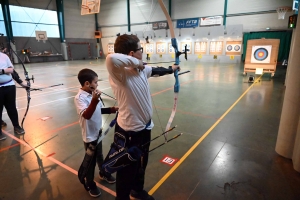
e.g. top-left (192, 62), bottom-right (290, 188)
top-left (176, 18), bottom-right (199, 28)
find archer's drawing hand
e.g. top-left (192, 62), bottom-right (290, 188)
top-left (92, 89), bottom-right (102, 101)
top-left (137, 60), bottom-right (145, 71)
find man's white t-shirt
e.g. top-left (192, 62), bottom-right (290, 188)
top-left (74, 89), bottom-right (103, 143)
top-left (106, 53), bottom-right (154, 132)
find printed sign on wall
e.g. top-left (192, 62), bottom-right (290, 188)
top-left (176, 18), bottom-right (199, 28)
top-left (152, 21), bottom-right (168, 30)
top-left (200, 16), bottom-right (223, 26)
top-left (251, 45), bottom-right (272, 63)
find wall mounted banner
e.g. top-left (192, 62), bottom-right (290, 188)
top-left (200, 16), bottom-right (223, 26)
top-left (176, 18), bottom-right (199, 28)
top-left (152, 21), bottom-right (169, 30)
top-left (251, 45), bottom-right (272, 63)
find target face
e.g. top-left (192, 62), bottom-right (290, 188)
top-left (254, 48), bottom-right (268, 61)
top-left (227, 45), bottom-right (233, 51)
top-left (251, 45), bottom-right (272, 63)
top-left (234, 45), bottom-right (240, 51)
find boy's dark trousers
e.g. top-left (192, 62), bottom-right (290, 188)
top-left (83, 139), bottom-right (105, 189)
top-left (0, 85), bottom-right (20, 128)
top-left (115, 124), bottom-right (151, 200)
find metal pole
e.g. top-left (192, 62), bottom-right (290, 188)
top-left (1, 0), bottom-right (13, 42)
top-left (56, 0), bottom-right (65, 42)
top-left (127, 0), bottom-right (131, 32)
top-left (95, 14), bottom-right (100, 43)
top-left (223, 0), bottom-right (228, 26)
top-left (169, 0), bottom-right (172, 17)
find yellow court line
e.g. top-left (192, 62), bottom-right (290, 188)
top-left (149, 74), bottom-right (264, 195)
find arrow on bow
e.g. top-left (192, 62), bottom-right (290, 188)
top-left (158, 0), bottom-right (189, 141)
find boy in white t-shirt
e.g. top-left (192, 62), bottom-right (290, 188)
top-left (74, 68), bottom-right (118, 197)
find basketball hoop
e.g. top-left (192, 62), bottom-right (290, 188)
top-left (81, 0), bottom-right (100, 15)
top-left (276, 6), bottom-right (292, 19)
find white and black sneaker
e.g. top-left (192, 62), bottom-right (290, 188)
top-left (99, 172), bottom-right (116, 184)
top-left (14, 126), bottom-right (25, 135)
top-left (88, 186), bottom-right (101, 198)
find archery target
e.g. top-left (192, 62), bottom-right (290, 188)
top-left (168, 43), bottom-right (175, 54)
top-left (156, 43), bottom-right (166, 54)
top-left (145, 43), bottom-right (154, 54)
top-left (107, 44), bottom-right (114, 53)
top-left (226, 44), bottom-right (241, 52)
top-left (234, 45), bottom-right (241, 51)
top-left (251, 45), bottom-right (272, 63)
top-left (226, 45), bottom-right (233, 51)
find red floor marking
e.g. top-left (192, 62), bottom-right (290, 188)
top-left (46, 152), bottom-right (56, 157)
top-left (44, 121), bottom-right (79, 135)
top-left (0, 142), bottom-right (21, 152)
top-left (160, 155), bottom-right (178, 166)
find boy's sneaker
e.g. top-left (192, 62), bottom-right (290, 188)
top-left (14, 126), bottom-right (25, 135)
top-left (130, 190), bottom-right (155, 200)
top-left (88, 186), bottom-right (101, 198)
top-left (1, 120), bottom-right (7, 127)
top-left (0, 133), bottom-right (6, 141)
top-left (99, 171), bottom-right (116, 184)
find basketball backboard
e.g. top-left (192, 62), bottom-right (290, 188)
top-left (35, 31), bottom-right (48, 42)
top-left (81, 0), bottom-right (101, 15)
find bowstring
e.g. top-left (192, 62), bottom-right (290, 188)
top-left (142, 68), bottom-right (164, 137)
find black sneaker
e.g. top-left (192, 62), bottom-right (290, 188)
top-left (99, 171), bottom-right (116, 184)
top-left (130, 190), bottom-right (155, 200)
top-left (0, 133), bottom-right (6, 141)
top-left (1, 120), bottom-right (7, 127)
top-left (14, 126), bottom-right (25, 135)
top-left (88, 186), bottom-right (101, 198)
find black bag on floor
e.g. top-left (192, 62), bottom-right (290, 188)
top-left (101, 131), bottom-right (143, 174)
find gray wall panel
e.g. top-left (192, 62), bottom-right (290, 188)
top-left (227, 0), bottom-right (293, 14)
top-left (64, 0), bottom-right (95, 39)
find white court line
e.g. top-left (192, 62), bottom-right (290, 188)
top-left (3, 87), bottom-right (113, 114)
top-left (1, 130), bottom-right (116, 196)
top-left (16, 81), bottom-right (110, 100)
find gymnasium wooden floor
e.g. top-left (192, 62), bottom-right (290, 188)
top-left (1, 59), bottom-right (300, 200)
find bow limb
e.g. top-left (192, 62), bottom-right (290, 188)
top-left (9, 44), bottom-right (33, 129)
top-left (158, 0), bottom-right (180, 139)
